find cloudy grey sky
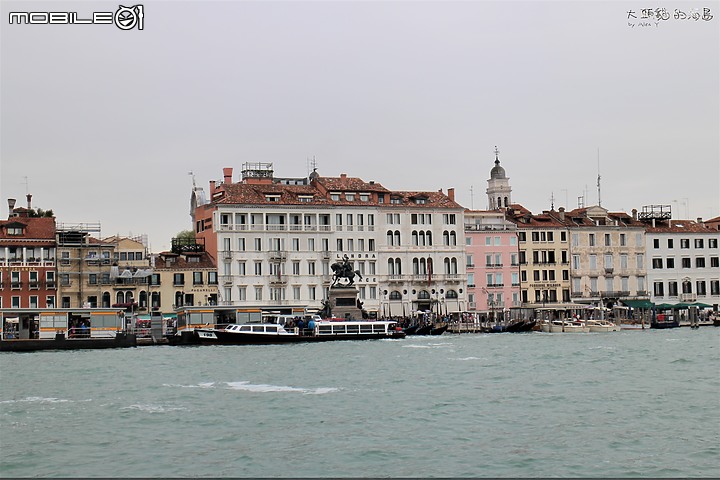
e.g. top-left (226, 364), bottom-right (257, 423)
top-left (1, 0), bottom-right (718, 251)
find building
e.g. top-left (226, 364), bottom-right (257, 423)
top-left (562, 205), bottom-right (649, 308)
top-left (149, 243), bottom-right (218, 313)
top-left (190, 163), bottom-right (466, 316)
top-left (641, 206), bottom-right (720, 308)
top-left (464, 209), bottom-right (520, 319)
top-left (0, 196), bottom-right (57, 309)
top-left (505, 205), bottom-right (571, 308)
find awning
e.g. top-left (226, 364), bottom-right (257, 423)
top-left (674, 302), bottom-right (713, 309)
top-left (622, 299), bottom-right (654, 308)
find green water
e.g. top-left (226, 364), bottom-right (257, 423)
top-left (1, 328), bottom-right (718, 477)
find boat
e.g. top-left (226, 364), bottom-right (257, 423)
top-left (586, 319), bottom-right (620, 332)
top-left (541, 318), bottom-right (589, 333)
top-left (430, 324), bottom-right (448, 335)
top-left (0, 308), bottom-right (136, 352)
top-left (178, 317), bottom-right (405, 345)
top-left (414, 324), bottom-right (433, 335)
top-left (403, 324), bottom-right (419, 335)
top-left (651, 313), bottom-right (679, 329)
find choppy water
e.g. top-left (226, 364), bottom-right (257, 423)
top-left (1, 328), bottom-right (718, 478)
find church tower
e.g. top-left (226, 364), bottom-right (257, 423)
top-left (486, 146), bottom-right (512, 210)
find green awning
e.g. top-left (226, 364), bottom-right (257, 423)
top-left (654, 303), bottom-right (676, 309)
top-left (674, 302), bottom-right (713, 309)
top-left (622, 299), bottom-right (654, 308)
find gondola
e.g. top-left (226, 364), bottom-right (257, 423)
top-left (414, 325), bottom-right (433, 335)
top-left (430, 324), bottom-right (448, 335)
top-left (403, 324), bottom-right (419, 335)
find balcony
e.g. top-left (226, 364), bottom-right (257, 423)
top-left (268, 251), bottom-right (287, 262)
top-left (11, 281), bottom-right (22, 289)
top-left (29, 281), bottom-right (40, 290)
top-left (269, 276), bottom-right (287, 286)
top-left (486, 283), bottom-right (504, 288)
top-left (680, 293), bottom-right (697, 302)
top-left (221, 251), bottom-right (233, 261)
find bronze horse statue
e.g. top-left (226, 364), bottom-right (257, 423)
top-left (331, 257), bottom-right (363, 287)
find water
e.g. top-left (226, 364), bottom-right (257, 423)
top-left (1, 328), bottom-right (718, 478)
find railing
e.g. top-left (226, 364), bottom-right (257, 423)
top-left (269, 251), bottom-right (287, 261)
top-left (221, 250), bottom-right (233, 260)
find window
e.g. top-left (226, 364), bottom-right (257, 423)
top-left (89, 274), bottom-right (97, 285)
top-left (667, 239), bottom-right (674, 248)
top-left (697, 281), bottom-right (707, 296)
top-left (636, 254), bottom-right (644, 269)
top-left (620, 234), bottom-right (626, 246)
top-left (696, 257), bottom-right (706, 268)
top-left (589, 255), bottom-right (597, 269)
top-left (293, 262), bottom-right (300, 275)
top-left (255, 287), bottom-right (263, 301)
top-left (711, 257), bottom-right (719, 268)
top-left (709, 238), bottom-right (718, 248)
top-left (653, 239), bottom-right (659, 249)
top-left (681, 258), bottom-right (691, 268)
top-left (620, 254), bottom-right (628, 269)
top-left (238, 238), bottom-right (246, 251)
top-left (711, 280), bottom-right (720, 295)
top-left (680, 239), bottom-right (690, 249)
top-left (604, 254), bottom-right (613, 269)
top-left (254, 238), bottom-right (262, 251)
top-left (666, 257), bottom-right (675, 269)
top-left (695, 239), bottom-right (704, 249)
top-left (572, 233), bottom-right (579, 246)
top-left (208, 272), bottom-right (217, 285)
top-left (330, 193), bottom-right (340, 201)
top-left (193, 272), bottom-right (203, 285)
top-left (572, 255), bottom-right (580, 270)
top-left (652, 258), bottom-right (663, 269)
top-left (518, 232), bottom-right (526, 242)
top-left (653, 281), bottom-right (664, 296)
top-left (589, 234), bottom-right (596, 246)
top-left (308, 262), bottom-right (316, 275)
top-left (604, 234), bottom-right (611, 246)
top-left (668, 281), bottom-right (678, 297)
top-left (173, 273), bottom-right (184, 285)
top-left (254, 262), bottom-right (262, 275)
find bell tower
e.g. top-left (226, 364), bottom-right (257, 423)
top-left (486, 146), bottom-right (512, 210)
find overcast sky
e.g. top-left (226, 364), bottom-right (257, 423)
top-left (1, 0), bottom-right (718, 251)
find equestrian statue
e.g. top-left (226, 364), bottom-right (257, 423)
top-left (331, 254), bottom-right (363, 287)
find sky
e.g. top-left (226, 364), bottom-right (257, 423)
top-left (1, 0), bottom-right (718, 252)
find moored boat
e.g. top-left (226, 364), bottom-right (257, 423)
top-left (587, 319), bottom-right (621, 332)
top-left (180, 317), bottom-right (405, 345)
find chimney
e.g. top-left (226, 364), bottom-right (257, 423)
top-left (8, 198), bottom-right (16, 216)
top-left (559, 206), bottom-right (565, 221)
top-left (340, 173), bottom-right (347, 180)
top-left (223, 167), bottom-right (233, 184)
top-left (26, 194), bottom-right (32, 210)
top-left (697, 217), bottom-right (703, 223)
top-left (448, 188), bottom-right (455, 202)
top-left (632, 208), bottom-right (637, 221)
top-left (209, 180), bottom-right (216, 194)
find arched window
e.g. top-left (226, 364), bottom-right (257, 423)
top-left (413, 258), bottom-right (420, 274)
top-left (388, 258), bottom-right (395, 275)
top-left (412, 231), bottom-right (419, 246)
top-left (450, 231), bottom-right (456, 246)
top-left (394, 258), bottom-right (402, 275)
top-left (116, 291), bottom-right (125, 304)
top-left (387, 230), bottom-right (394, 246)
top-left (126, 291), bottom-right (134, 304)
top-left (450, 258), bottom-right (458, 274)
top-left (446, 289), bottom-right (458, 299)
top-left (419, 230), bottom-right (425, 246)
top-left (102, 292), bottom-right (111, 308)
top-left (444, 257), bottom-right (451, 274)
top-left (151, 292), bottom-right (161, 309)
top-left (389, 291), bottom-right (402, 300)
top-left (394, 231), bottom-right (401, 246)
top-left (443, 231), bottom-right (449, 246)
top-left (427, 257), bottom-right (433, 276)
top-left (426, 231), bottom-right (432, 246)
top-left (139, 291), bottom-right (147, 308)
top-left (418, 290), bottom-right (431, 300)
top-left (497, 197), bottom-right (502, 209)
top-left (419, 257), bottom-right (427, 275)
top-left (504, 197), bottom-right (508, 207)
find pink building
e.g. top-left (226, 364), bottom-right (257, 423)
top-left (464, 210), bottom-right (520, 319)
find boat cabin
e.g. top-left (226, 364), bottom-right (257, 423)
top-left (0, 308), bottom-right (126, 340)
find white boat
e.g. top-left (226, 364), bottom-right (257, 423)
top-left (586, 319), bottom-right (620, 332)
top-left (541, 319), bottom-right (589, 333)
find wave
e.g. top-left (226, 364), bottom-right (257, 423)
top-left (162, 382), bottom-right (216, 389)
top-left (121, 404), bottom-right (187, 413)
top-left (224, 381), bottom-right (338, 395)
top-left (453, 356), bottom-right (483, 361)
top-left (0, 396), bottom-right (72, 404)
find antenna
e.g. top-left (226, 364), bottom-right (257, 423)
top-left (188, 171), bottom-right (196, 189)
top-left (550, 192), bottom-right (555, 210)
top-left (578, 195), bottom-right (585, 209)
top-left (597, 148), bottom-right (602, 207)
top-left (470, 185), bottom-right (474, 210)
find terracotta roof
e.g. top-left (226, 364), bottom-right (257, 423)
top-left (153, 252), bottom-right (217, 270)
top-left (0, 217), bottom-right (56, 244)
top-left (208, 174), bottom-right (462, 209)
top-left (645, 219), bottom-right (719, 234)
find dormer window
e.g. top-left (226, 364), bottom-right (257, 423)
top-left (265, 195), bottom-right (280, 202)
top-left (298, 195), bottom-right (313, 203)
top-left (359, 193), bottom-right (370, 202)
top-left (330, 192), bottom-right (341, 201)
top-left (390, 196), bottom-right (402, 204)
top-left (6, 227), bottom-right (23, 235)
top-left (345, 193), bottom-right (355, 201)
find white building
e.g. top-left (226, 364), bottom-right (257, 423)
top-left (191, 163), bottom-right (466, 317)
top-left (642, 206), bottom-right (720, 308)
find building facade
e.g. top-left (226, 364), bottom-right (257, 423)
top-left (642, 207), bottom-right (720, 308)
top-left (0, 197), bottom-right (57, 309)
top-left (149, 247), bottom-right (218, 314)
top-left (191, 163), bottom-right (466, 316)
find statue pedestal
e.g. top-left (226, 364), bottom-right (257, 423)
top-left (327, 286), bottom-right (363, 320)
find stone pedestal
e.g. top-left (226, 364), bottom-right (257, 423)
top-left (327, 286), bottom-right (363, 320)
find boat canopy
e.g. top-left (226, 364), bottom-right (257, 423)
top-left (621, 299), bottom-right (654, 309)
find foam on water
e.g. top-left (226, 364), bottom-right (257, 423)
top-left (122, 404), bottom-right (187, 413)
top-left (0, 396), bottom-right (72, 404)
top-left (224, 381), bottom-right (338, 395)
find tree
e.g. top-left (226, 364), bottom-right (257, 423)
top-left (175, 230), bottom-right (195, 242)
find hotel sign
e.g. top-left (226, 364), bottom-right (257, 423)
top-left (529, 283), bottom-right (561, 288)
